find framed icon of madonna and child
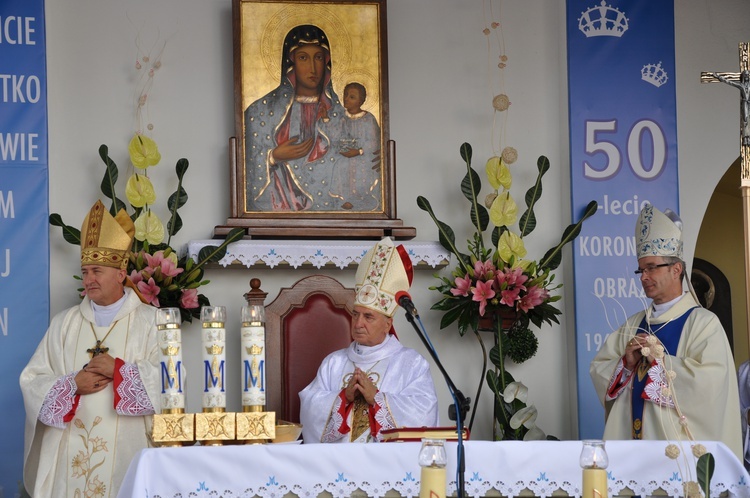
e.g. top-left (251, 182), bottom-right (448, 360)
top-left (221, 0), bottom-right (414, 239)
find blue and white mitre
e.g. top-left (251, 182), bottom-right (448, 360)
top-left (635, 204), bottom-right (683, 260)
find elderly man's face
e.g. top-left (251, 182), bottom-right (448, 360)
top-left (351, 305), bottom-right (392, 347)
top-left (81, 264), bottom-right (126, 306)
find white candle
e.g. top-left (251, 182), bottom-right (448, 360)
top-left (241, 305), bottom-right (266, 408)
top-left (201, 306), bottom-right (226, 410)
top-left (582, 468), bottom-right (608, 498)
top-left (419, 466), bottom-right (446, 498)
top-left (156, 308), bottom-right (184, 411)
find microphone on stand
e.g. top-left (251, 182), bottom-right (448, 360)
top-left (395, 290), bottom-right (419, 318)
top-left (396, 290), bottom-right (469, 498)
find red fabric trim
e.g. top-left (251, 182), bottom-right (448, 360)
top-left (606, 358), bottom-right (632, 399)
top-left (396, 244), bottom-right (414, 286)
top-left (641, 358), bottom-right (656, 400)
top-left (63, 395), bottom-right (80, 423)
top-left (113, 357), bottom-right (125, 410)
top-left (368, 392), bottom-right (382, 438)
top-left (336, 390), bottom-right (353, 435)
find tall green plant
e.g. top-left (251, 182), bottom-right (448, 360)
top-left (419, 142), bottom-right (596, 439)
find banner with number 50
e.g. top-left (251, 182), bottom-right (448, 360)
top-left (566, 0), bottom-right (679, 438)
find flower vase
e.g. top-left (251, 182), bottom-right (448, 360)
top-left (478, 307), bottom-right (519, 331)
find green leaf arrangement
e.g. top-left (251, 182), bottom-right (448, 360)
top-left (50, 136), bottom-right (244, 323)
top-left (419, 142), bottom-right (597, 439)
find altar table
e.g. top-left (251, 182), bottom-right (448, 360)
top-left (117, 440), bottom-right (750, 497)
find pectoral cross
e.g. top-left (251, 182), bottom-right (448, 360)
top-left (701, 42), bottom-right (750, 357)
top-left (87, 340), bottom-right (109, 358)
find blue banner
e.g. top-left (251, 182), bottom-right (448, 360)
top-left (0, 0), bottom-right (49, 494)
top-left (567, 1), bottom-right (679, 438)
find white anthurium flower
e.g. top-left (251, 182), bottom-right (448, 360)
top-left (510, 405), bottom-right (538, 430)
top-left (523, 426), bottom-right (546, 441)
top-left (502, 382), bottom-right (528, 404)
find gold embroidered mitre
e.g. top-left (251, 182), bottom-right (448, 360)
top-left (354, 237), bottom-right (413, 317)
top-left (80, 200), bottom-right (135, 269)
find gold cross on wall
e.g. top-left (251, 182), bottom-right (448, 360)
top-left (701, 42), bottom-right (750, 182)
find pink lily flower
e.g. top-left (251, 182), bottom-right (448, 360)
top-left (500, 287), bottom-right (523, 307)
top-left (450, 274), bottom-right (472, 297)
top-left (129, 269), bottom-right (144, 286)
top-left (472, 279), bottom-right (496, 316)
top-left (473, 259), bottom-right (496, 280)
top-left (497, 266), bottom-right (528, 288)
top-left (518, 285), bottom-right (547, 312)
top-left (180, 288), bottom-right (199, 309)
top-left (137, 277), bottom-right (161, 307)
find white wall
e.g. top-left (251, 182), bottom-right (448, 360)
top-left (44, 0), bottom-right (750, 441)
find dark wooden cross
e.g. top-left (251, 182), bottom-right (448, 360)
top-left (701, 42), bottom-right (750, 180)
top-left (87, 340), bottom-right (109, 358)
top-left (701, 42), bottom-right (750, 356)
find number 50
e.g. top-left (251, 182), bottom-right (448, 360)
top-left (583, 119), bottom-right (667, 180)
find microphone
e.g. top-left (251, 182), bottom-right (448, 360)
top-left (395, 291), bottom-right (419, 317)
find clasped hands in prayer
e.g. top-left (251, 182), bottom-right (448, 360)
top-left (344, 367), bottom-right (378, 406)
top-left (75, 353), bottom-right (116, 395)
top-left (624, 333), bottom-right (655, 371)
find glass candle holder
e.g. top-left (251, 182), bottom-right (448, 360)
top-left (241, 304), bottom-right (266, 410)
top-left (418, 438), bottom-right (447, 498)
top-left (581, 440), bottom-right (608, 498)
top-left (201, 305), bottom-right (226, 326)
top-left (156, 307), bottom-right (181, 327)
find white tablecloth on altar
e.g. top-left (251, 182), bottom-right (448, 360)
top-left (117, 440), bottom-right (750, 497)
top-left (187, 239), bottom-right (450, 269)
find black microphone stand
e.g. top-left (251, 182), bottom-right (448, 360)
top-left (402, 310), bottom-right (469, 498)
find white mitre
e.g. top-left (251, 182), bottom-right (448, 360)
top-left (635, 204), bottom-right (683, 260)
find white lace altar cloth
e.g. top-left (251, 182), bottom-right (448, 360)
top-left (117, 440), bottom-right (750, 498)
top-left (187, 240), bottom-right (450, 269)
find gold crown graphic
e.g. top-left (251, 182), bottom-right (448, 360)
top-left (246, 344), bottom-right (263, 355)
top-left (161, 345), bottom-right (181, 356)
top-left (206, 344), bottom-right (225, 355)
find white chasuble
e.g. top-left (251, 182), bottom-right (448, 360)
top-left (21, 288), bottom-right (161, 498)
top-left (299, 334), bottom-right (439, 444)
top-left (62, 319), bottom-right (130, 497)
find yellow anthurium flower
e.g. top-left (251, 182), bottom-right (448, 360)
top-left (513, 259), bottom-right (534, 271)
top-left (128, 134), bottom-right (161, 169)
top-left (485, 156), bottom-right (512, 190)
top-left (509, 405), bottom-right (538, 430)
top-left (126, 173), bottom-right (157, 208)
top-left (134, 210), bottom-right (165, 245)
top-left (489, 191), bottom-right (518, 227)
top-left (497, 230), bottom-right (527, 263)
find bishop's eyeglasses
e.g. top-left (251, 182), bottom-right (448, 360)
top-left (633, 263), bottom-right (674, 275)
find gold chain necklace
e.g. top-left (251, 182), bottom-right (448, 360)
top-left (87, 320), bottom-right (119, 358)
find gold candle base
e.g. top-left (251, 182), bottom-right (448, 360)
top-left (196, 408), bottom-right (235, 446)
top-left (237, 410), bottom-right (275, 444)
top-left (152, 409), bottom-right (195, 447)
